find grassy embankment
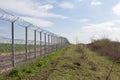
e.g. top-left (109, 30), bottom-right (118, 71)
top-left (0, 40), bottom-right (120, 80)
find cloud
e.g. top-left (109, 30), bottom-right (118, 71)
top-left (60, 2), bottom-right (74, 9)
top-left (77, 20), bottom-right (120, 43)
top-left (112, 3), bottom-right (120, 16)
top-left (91, 0), bottom-right (102, 6)
top-left (21, 17), bottom-right (54, 27)
top-left (79, 18), bottom-right (89, 23)
top-left (0, 0), bottom-right (68, 19)
top-left (64, 20), bottom-right (120, 44)
top-left (38, 4), bottom-right (54, 12)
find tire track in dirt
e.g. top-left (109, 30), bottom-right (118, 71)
top-left (36, 47), bottom-right (68, 80)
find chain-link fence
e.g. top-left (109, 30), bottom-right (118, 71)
top-left (0, 8), bottom-right (69, 74)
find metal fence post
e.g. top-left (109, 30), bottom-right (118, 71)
top-left (34, 30), bottom-right (37, 59)
top-left (56, 37), bottom-right (58, 50)
top-left (48, 34), bottom-right (50, 54)
top-left (53, 36), bottom-right (56, 51)
top-left (57, 37), bottom-right (59, 50)
top-left (52, 36), bottom-right (55, 51)
top-left (40, 31), bottom-right (42, 57)
top-left (25, 27), bottom-right (28, 62)
top-left (63, 38), bottom-right (65, 47)
top-left (58, 37), bottom-right (60, 49)
top-left (51, 35), bottom-right (53, 53)
top-left (44, 33), bottom-right (46, 55)
top-left (11, 22), bottom-right (15, 67)
top-left (55, 36), bottom-right (57, 51)
top-left (61, 38), bottom-right (62, 48)
top-left (51, 35), bottom-right (52, 53)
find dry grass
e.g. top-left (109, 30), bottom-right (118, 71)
top-left (88, 38), bottom-right (120, 62)
top-left (87, 38), bottom-right (120, 80)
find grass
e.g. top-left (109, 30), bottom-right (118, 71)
top-left (84, 48), bottom-right (120, 80)
top-left (0, 43), bottom-right (35, 53)
top-left (0, 45), bottom-right (120, 80)
top-left (0, 47), bottom-right (66, 80)
top-left (87, 38), bottom-right (120, 80)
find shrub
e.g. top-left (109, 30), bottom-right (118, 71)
top-left (88, 38), bottom-right (120, 62)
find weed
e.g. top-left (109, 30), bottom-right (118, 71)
top-left (36, 61), bottom-right (45, 67)
top-left (22, 67), bottom-right (34, 73)
top-left (76, 44), bottom-right (87, 60)
top-left (8, 69), bottom-right (19, 77)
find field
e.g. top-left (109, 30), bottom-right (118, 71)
top-left (0, 43), bottom-right (46, 72)
top-left (0, 43), bottom-right (40, 53)
top-left (1, 44), bottom-right (120, 80)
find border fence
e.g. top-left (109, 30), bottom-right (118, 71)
top-left (0, 8), bottom-right (69, 74)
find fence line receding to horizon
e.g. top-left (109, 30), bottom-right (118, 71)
top-left (0, 8), bottom-right (69, 73)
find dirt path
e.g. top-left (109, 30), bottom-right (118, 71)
top-left (33, 47), bottom-right (68, 80)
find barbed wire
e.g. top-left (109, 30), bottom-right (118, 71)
top-left (0, 8), bottom-right (65, 39)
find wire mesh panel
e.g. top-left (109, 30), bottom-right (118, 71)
top-left (0, 8), bottom-right (70, 74)
top-left (27, 28), bottom-right (35, 62)
top-left (0, 19), bottom-right (12, 71)
top-left (14, 24), bottom-right (26, 66)
top-left (36, 32), bottom-right (40, 58)
top-left (40, 32), bottom-right (44, 57)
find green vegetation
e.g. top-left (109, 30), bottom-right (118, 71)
top-left (0, 43), bottom-right (12, 53)
top-left (1, 44), bottom-right (120, 80)
top-left (0, 47), bottom-right (65, 80)
top-left (0, 43), bottom-right (35, 53)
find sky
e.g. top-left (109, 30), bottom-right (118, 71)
top-left (0, 0), bottom-right (120, 43)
